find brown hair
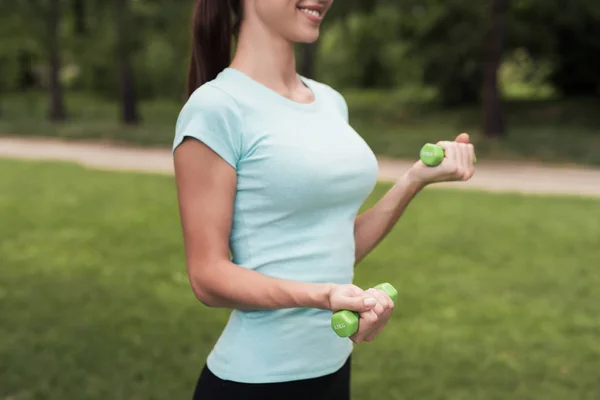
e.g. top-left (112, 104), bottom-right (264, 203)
top-left (187, 0), bottom-right (243, 97)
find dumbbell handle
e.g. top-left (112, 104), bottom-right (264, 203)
top-left (331, 282), bottom-right (398, 338)
top-left (419, 143), bottom-right (477, 167)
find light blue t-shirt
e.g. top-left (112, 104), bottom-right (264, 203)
top-left (173, 67), bottom-right (379, 383)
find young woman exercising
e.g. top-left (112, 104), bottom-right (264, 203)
top-left (173, 1), bottom-right (476, 399)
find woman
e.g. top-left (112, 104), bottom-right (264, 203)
top-left (172, 0), bottom-right (476, 399)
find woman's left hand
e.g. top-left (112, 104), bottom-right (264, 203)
top-left (407, 133), bottom-right (476, 187)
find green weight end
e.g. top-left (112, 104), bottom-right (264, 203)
top-left (331, 310), bottom-right (359, 338)
top-left (420, 143), bottom-right (445, 166)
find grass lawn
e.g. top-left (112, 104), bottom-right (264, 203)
top-left (2, 91), bottom-right (600, 166)
top-left (2, 158), bottom-right (600, 399)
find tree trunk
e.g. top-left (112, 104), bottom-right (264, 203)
top-left (482, 0), bottom-right (507, 137)
top-left (48, 0), bottom-right (67, 121)
top-left (17, 50), bottom-right (37, 90)
top-left (358, 0), bottom-right (385, 88)
top-left (116, 0), bottom-right (139, 124)
top-left (73, 0), bottom-right (86, 35)
top-left (300, 43), bottom-right (316, 79)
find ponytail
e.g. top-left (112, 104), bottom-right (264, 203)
top-left (187, 0), bottom-right (242, 98)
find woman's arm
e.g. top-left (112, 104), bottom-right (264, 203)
top-left (354, 172), bottom-right (423, 264)
top-left (354, 136), bottom-right (476, 264)
top-left (174, 138), bottom-right (333, 310)
top-left (174, 137), bottom-right (379, 314)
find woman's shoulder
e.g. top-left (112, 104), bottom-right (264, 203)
top-left (173, 81), bottom-right (245, 164)
top-left (178, 81), bottom-right (243, 130)
top-left (177, 80), bottom-right (244, 136)
top-left (185, 81), bottom-right (241, 115)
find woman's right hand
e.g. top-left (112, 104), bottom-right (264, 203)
top-left (407, 133), bottom-right (476, 187)
top-left (328, 284), bottom-right (394, 343)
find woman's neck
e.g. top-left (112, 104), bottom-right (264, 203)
top-left (230, 22), bottom-right (304, 96)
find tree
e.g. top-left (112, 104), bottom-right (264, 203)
top-left (115, 0), bottom-right (139, 124)
top-left (17, 50), bottom-right (37, 90)
top-left (48, 0), bottom-right (67, 121)
top-left (482, 0), bottom-right (508, 137)
top-left (73, 0), bottom-right (86, 35)
top-left (355, 0), bottom-right (386, 88)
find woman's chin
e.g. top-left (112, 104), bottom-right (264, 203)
top-left (290, 28), bottom-right (320, 44)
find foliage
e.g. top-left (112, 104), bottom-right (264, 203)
top-left (510, 0), bottom-right (600, 96)
top-left (319, 5), bottom-right (421, 90)
top-left (395, 0), bottom-right (489, 106)
top-left (2, 0), bottom-right (600, 103)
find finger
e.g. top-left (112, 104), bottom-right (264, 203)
top-left (370, 300), bottom-right (385, 318)
top-left (446, 143), bottom-right (461, 177)
top-left (462, 143), bottom-right (473, 178)
top-left (462, 143), bottom-right (475, 179)
top-left (358, 309), bottom-right (380, 340)
top-left (435, 140), bottom-right (453, 154)
top-left (351, 311), bottom-right (377, 344)
top-left (455, 132), bottom-right (470, 144)
top-left (364, 289), bottom-right (392, 338)
top-left (465, 143), bottom-right (475, 179)
top-left (341, 293), bottom-right (378, 313)
top-left (378, 291), bottom-right (395, 316)
top-left (365, 305), bottom-right (393, 342)
top-left (365, 323), bottom-right (387, 342)
top-left (438, 141), bottom-right (459, 175)
top-left (366, 288), bottom-right (391, 313)
top-left (455, 143), bottom-right (466, 178)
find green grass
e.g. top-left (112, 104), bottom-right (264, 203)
top-left (2, 91), bottom-right (600, 166)
top-left (2, 158), bottom-right (600, 399)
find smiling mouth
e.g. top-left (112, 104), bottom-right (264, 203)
top-left (297, 7), bottom-right (322, 19)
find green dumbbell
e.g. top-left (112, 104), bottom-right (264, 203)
top-left (331, 282), bottom-right (398, 338)
top-left (419, 143), bottom-right (477, 167)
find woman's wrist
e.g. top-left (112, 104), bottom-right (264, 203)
top-left (274, 281), bottom-right (335, 311)
top-left (311, 282), bottom-right (336, 310)
top-left (403, 166), bottom-right (428, 192)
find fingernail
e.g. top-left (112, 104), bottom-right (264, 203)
top-left (364, 298), bottom-right (377, 306)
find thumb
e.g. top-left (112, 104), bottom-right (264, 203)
top-left (343, 294), bottom-right (378, 313)
top-left (455, 132), bottom-right (470, 143)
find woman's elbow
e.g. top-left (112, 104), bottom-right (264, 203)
top-left (188, 269), bottom-right (221, 308)
top-left (193, 287), bottom-right (217, 307)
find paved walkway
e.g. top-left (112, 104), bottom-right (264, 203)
top-left (2, 136), bottom-right (600, 198)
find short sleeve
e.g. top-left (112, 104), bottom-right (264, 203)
top-left (173, 84), bottom-right (244, 169)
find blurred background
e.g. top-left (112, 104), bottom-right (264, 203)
top-left (1, 0), bottom-right (599, 161)
top-left (1, 0), bottom-right (600, 399)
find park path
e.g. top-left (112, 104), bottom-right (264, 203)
top-left (1, 136), bottom-right (600, 198)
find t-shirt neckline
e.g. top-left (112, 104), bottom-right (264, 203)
top-left (221, 67), bottom-right (320, 112)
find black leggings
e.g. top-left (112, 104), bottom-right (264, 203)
top-left (193, 356), bottom-right (352, 400)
